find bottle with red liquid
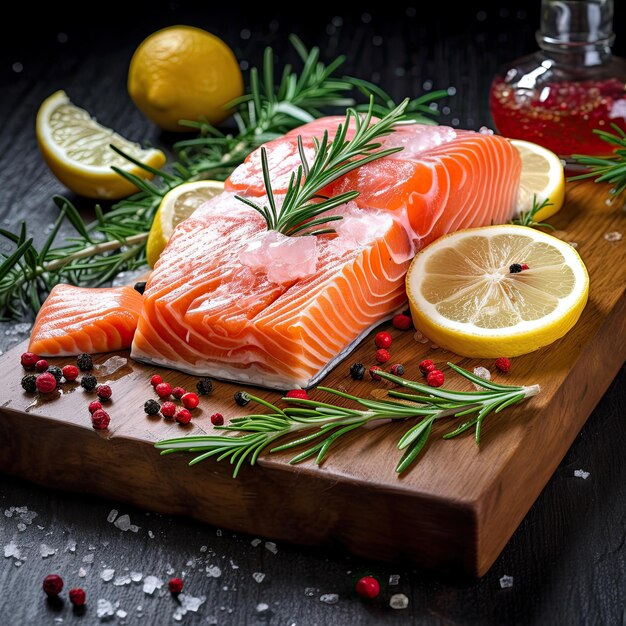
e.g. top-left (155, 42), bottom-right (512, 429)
top-left (490, 0), bottom-right (626, 161)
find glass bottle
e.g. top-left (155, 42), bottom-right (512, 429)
top-left (489, 0), bottom-right (626, 160)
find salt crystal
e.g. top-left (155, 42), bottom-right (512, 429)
top-left (206, 565), bottom-right (222, 578)
top-left (320, 593), bottom-right (339, 605)
top-left (251, 538), bottom-right (262, 547)
top-left (40, 544), bottom-right (57, 558)
top-left (4, 541), bottom-right (22, 560)
top-left (499, 574), bottom-right (514, 589)
top-left (148, 531), bottom-right (155, 539)
top-left (17, 523), bottom-right (26, 532)
top-left (479, 126), bottom-right (495, 135)
top-left (568, 241), bottom-right (579, 249)
top-left (230, 559), bottom-right (239, 570)
top-left (252, 572), bottom-right (265, 583)
top-left (101, 569), bottom-right (115, 582)
top-left (116, 609), bottom-right (127, 619)
top-left (256, 603), bottom-right (269, 613)
top-left (166, 565), bottom-right (175, 575)
top-left (4, 509), bottom-right (13, 518)
top-left (78, 567), bottom-right (87, 578)
top-left (107, 509), bottom-right (118, 523)
top-left (114, 574), bottom-right (131, 586)
top-left (130, 571), bottom-right (142, 582)
top-left (472, 366), bottom-right (492, 389)
top-left (389, 574), bottom-right (400, 585)
top-left (389, 593), bottom-right (409, 609)
top-left (304, 587), bottom-right (317, 597)
top-left (96, 598), bottom-right (115, 619)
top-left (129, 525), bottom-right (140, 533)
top-left (200, 545), bottom-right (208, 553)
top-left (82, 553), bottom-right (95, 563)
top-left (114, 514), bottom-right (131, 531)
top-left (574, 469), bottom-right (590, 479)
top-left (65, 540), bottom-right (77, 553)
top-left (142, 575), bottom-right (163, 594)
top-left (216, 529), bottom-right (222, 537)
top-left (173, 594), bottom-right (206, 621)
top-left (604, 231), bottom-right (622, 242)
top-left (96, 356), bottom-right (128, 376)
top-left (265, 541), bottom-right (278, 554)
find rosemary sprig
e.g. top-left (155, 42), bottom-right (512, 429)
top-left (155, 364), bottom-right (540, 477)
top-left (235, 98), bottom-right (408, 236)
top-left (570, 124), bottom-right (626, 198)
top-left (511, 194), bottom-right (555, 230)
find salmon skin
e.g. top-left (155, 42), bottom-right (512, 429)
top-left (132, 119), bottom-right (522, 389)
top-left (29, 284), bottom-right (143, 356)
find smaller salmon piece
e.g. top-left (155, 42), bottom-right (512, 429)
top-left (29, 284), bottom-right (143, 356)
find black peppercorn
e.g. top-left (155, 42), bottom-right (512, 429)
top-left (76, 353), bottom-right (93, 371)
top-left (234, 391), bottom-right (250, 406)
top-left (196, 378), bottom-right (213, 395)
top-left (80, 375), bottom-right (98, 391)
top-left (46, 366), bottom-right (63, 384)
top-left (349, 363), bottom-right (366, 380)
top-left (134, 281), bottom-right (147, 295)
top-left (509, 263), bottom-right (523, 274)
top-left (21, 374), bottom-right (37, 393)
top-left (144, 399), bottom-right (161, 416)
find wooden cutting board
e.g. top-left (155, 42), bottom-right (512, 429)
top-left (0, 181), bottom-right (624, 577)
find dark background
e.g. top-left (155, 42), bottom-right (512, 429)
top-left (1, 2), bottom-right (625, 624)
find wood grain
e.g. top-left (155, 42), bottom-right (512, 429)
top-left (0, 180), bottom-right (624, 578)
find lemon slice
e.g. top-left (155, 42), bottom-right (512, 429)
top-left (512, 139), bottom-right (565, 222)
top-left (146, 180), bottom-right (225, 267)
top-left (407, 225), bottom-right (589, 357)
top-left (36, 90), bottom-right (166, 199)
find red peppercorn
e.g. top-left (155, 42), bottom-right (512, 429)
top-left (375, 348), bottom-right (391, 363)
top-left (374, 331), bottom-right (392, 349)
top-left (91, 409), bottom-right (111, 430)
top-left (356, 575), bottom-right (380, 599)
top-left (43, 574), bottom-right (63, 596)
top-left (427, 369), bottom-right (445, 387)
top-left (155, 382), bottom-right (172, 399)
top-left (392, 313), bottom-right (412, 330)
top-left (369, 366), bottom-right (383, 381)
top-left (96, 384), bottom-right (112, 401)
top-left (390, 363), bottom-right (405, 376)
top-left (21, 352), bottom-right (40, 370)
top-left (495, 357), bottom-right (511, 373)
top-left (175, 408), bottom-right (192, 425)
top-left (62, 364), bottom-right (79, 382)
top-left (285, 389), bottom-right (309, 400)
top-left (521, 263), bottom-right (530, 271)
top-left (69, 587), bottom-right (86, 606)
top-left (160, 401), bottom-right (177, 418)
top-left (181, 392), bottom-right (200, 410)
top-left (418, 359), bottom-right (435, 375)
top-left (35, 359), bottom-right (49, 373)
top-left (36, 372), bottom-right (57, 394)
top-left (150, 374), bottom-right (163, 387)
top-left (88, 400), bottom-right (103, 414)
top-left (172, 386), bottom-right (186, 400)
top-left (168, 577), bottom-right (184, 594)
top-left (210, 413), bottom-right (224, 426)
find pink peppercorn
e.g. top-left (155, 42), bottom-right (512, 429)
top-left (181, 392), bottom-right (200, 410)
top-left (150, 374), bottom-right (163, 387)
top-left (369, 366), bottom-right (383, 381)
top-left (356, 575), bottom-right (380, 599)
top-left (210, 413), bottom-right (224, 426)
top-left (91, 409), bottom-right (110, 430)
top-left (62, 365), bottom-right (79, 382)
top-left (36, 372), bottom-right (57, 394)
top-left (21, 352), bottom-right (40, 370)
top-left (375, 348), bottom-right (391, 363)
top-left (42, 574), bottom-right (63, 596)
top-left (495, 357), bottom-right (511, 373)
top-left (175, 408), bottom-right (192, 425)
top-left (96, 384), bottom-right (112, 401)
top-left (35, 359), bottom-right (49, 373)
top-left (285, 389), bottom-right (309, 400)
top-left (155, 382), bottom-right (172, 399)
top-left (392, 313), bottom-right (412, 330)
top-left (172, 386), bottom-right (186, 400)
top-left (427, 369), bottom-right (445, 387)
top-left (69, 587), bottom-right (86, 606)
top-left (88, 400), bottom-right (103, 414)
top-left (168, 577), bottom-right (184, 593)
top-left (160, 401), bottom-right (177, 418)
top-left (374, 331), bottom-right (392, 349)
top-left (418, 359), bottom-right (435, 376)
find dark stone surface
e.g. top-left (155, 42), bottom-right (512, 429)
top-left (0, 3), bottom-right (624, 624)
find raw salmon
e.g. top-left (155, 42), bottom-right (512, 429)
top-left (131, 119), bottom-right (522, 389)
top-left (29, 284), bottom-right (143, 356)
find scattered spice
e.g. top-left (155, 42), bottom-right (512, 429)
top-left (91, 409), bottom-right (111, 430)
top-left (133, 281), bottom-right (147, 295)
top-left (196, 378), bottom-right (213, 395)
top-left (97, 384), bottom-right (113, 401)
top-left (144, 399), bottom-right (161, 416)
top-left (495, 357), bottom-right (511, 373)
top-left (369, 366), bottom-right (383, 381)
top-left (392, 313), bottom-right (412, 330)
top-left (168, 578), bottom-right (184, 594)
top-left (155, 382), bottom-right (172, 399)
top-left (234, 391), bottom-right (250, 407)
top-left (509, 263), bottom-right (523, 274)
top-left (349, 363), bottom-right (366, 380)
top-left (356, 575), bottom-right (380, 599)
top-left (285, 389), bottom-right (308, 400)
top-left (375, 348), bottom-right (391, 363)
top-left (150, 374), bottom-right (163, 387)
top-left (69, 588), bottom-right (86, 606)
top-left (160, 401), bottom-right (177, 419)
top-left (47, 366), bottom-right (63, 384)
top-left (418, 359), bottom-right (435, 375)
top-left (374, 331), bottom-right (392, 349)
top-left (172, 386), bottom-right (186, 400)
top-left (521, 263), bottom-right (530, 270)
top-left (76, 353), bottom-right (93, 372)
top-left (35, 359), bottom-right (49, 373)
top-left (36, 372), bottom-right (57, 394)
top-left (21, 352), bottom-right (39, 370)
top-left (62, 365), bottom-right (79, 382)
top-left (42, 574), bottom-right (63, 597)
top-left (390, 363), bottom-right (405, 376)
top-left (175, 408), bottom-right (192, 425)
top-left (210, 413), bottom-right (224, 426)
top-left (80, 375), bottom-right (98, 392)
top-left (21, 374), bottom-right (37, 394)
top-left (181, 392), bottom-right (200, 410)
top-left (426, 369), bottom-right (445, 387)
top-left (88, 401), bottom-right (103, 414)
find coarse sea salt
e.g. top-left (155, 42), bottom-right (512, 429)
top-left (389, 593), bottom-right (409, 609)
top-left (39, 544), bottom-right (57, 558)
top-left (96, 599), bottom-right (115, 619)
top-left (499, 575), bottom-right (514, 589)
top-left (142, 575), bottom-right (164, 594)
top-left (100, 569), bottom-right (115, 582)
top-left (252, 572), bottom-right (265, 583)
top-left (114, 514), bottom-right (131, 531)
top-left (173, 594), bottom-right (206, 622)
top-left (320, 593), bottom-right (339, 605)
top-left (574, 469), bottom-right (590, 479)
top-left (604, 231), bottom-right (622, 242)
top-left (265, 541), bottom-right (278, 554)
top-left (206, 565), bottom-right (222, 578)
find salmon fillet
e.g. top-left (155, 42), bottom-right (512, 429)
top-left (29, 284), bottom-right (143, 356)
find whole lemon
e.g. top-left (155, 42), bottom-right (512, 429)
top-left (128, 25), bottom-right (243, 132)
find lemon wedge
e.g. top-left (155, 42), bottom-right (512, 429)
top-left (512, 139), bottom-right (565, 222)
top-left (407, 225), bottom-right (589, 357)
top-left (36, 90), bottom-right (166, 199)
top-left (146, 180), bottom-right (225, 267)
